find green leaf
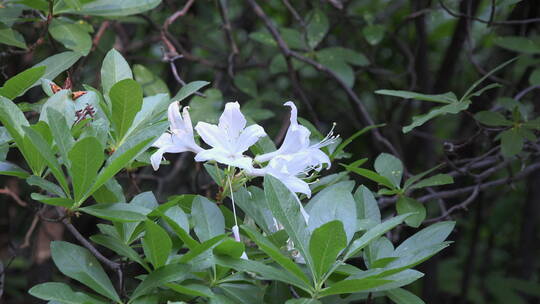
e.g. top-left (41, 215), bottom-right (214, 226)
top-left (213, 238), bottom-right (245, 259)
top-left (68, 137), bottom-right (104, 202)
top-left (233, 74), bottom-right (257, 97)
top-left (83, 137), bottom-right (154, 202)
top-left (214, 256), bottom-right (313, 293)
top-left (402, 164), bottom-right (443, 190)
top-left (167, 282), bottom-right (215, 298)
top-left (133, 64), bottom-right (169, 96)
top-left (27, 175), bottom-right (65, 197)
top-left (64, 0), bottom-right (82, 10)
top-left (142, 220), bottom-right (172, 269)
top-left (343, 213), bottom-right (412, 260)
top-left (264, 175), bottom-right (314, 272)
top-left (374, 153), bottom-right (403, 188)
top-left (500, 128), bottom-right (523, 157)
top-left (494, 36), bottom-right (540, 54)
top-left (316, 54), bottom-right (355, 88)
top-left (309, 220), bottom-right (347, 281)
top-left (33, 52), bottom-right (82, 88)
top-left (375, 90), bottom-right (457, 104)
top-left (461, 57), bottom-right (517, 102)
top-left (0, 66), bottom-right (46, 99)
top-left (90, 234), bottom-right (150, 271)
top-left (59, 0), bottom-right (162, 16)
top-left (395, 221), bottom-right (455, 256)
top-left (306, 182), bottom-right (357, 243)
top-left (130, 263), bottom-right (190, 300)
top-left (171, 81), bottom-right (210, 102)
top-left (342, 164), bottom-right (394, 189)
top-left (362, 24), bottom-right (385, 45)
top-left (474, 111), bottom-right (513, 127)
top-left (22, 126), bottom-right (70, 196)
top-left (234, 187), bottom-right (275, 235)
top-left (0, 25), bottom-right (26, 49)
top-left (0, 96), bottom-right (45, 174)
top-left (386, 288), bottom-right (426, 304)
top-left (79, 203), bottom-right (150, 222)
top-left (29, 282), bottom-right (107, 304)
top-left (285, 299), bottom-right (322, 304)
top-left (306, 9), bottom-right (329, 49)
top-left (47, 109), bottom-right (74, 168)
top-left (241, 225), bottom-right (311, 285)
top-left (192, 196), bottom-right (225, 242)
top-left (49, 18), bottom-right (92, 55)
top-left (403, 101), bottom-right (471, 133)
top-left (159, 209), bottom-right (199, 249)
top-left (319, 277), bottom-right (391, 297)
top-left (101, 49), bottom-right (133, 96)
top-left (354, 185), bottom-right (381, 225)
top-left (529, 69), bottom-right (540, 85)
top-left (31, 193), bottom-right (73, 207)
top-left (50, 241), bottom-right (120, 302)
top-left (178, 234), bottom-right (226, 264)
top-left (110, 79), bottom-right (143, 142)
top-left (0, 161), bottom-right (29, 178)
top-left (524, 117), bottom-right (540, 130)
top-left (408, 174), bottom-right (453, 190)
top-left (396, 197), bottom-right (425, 228)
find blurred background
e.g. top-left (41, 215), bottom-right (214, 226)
top-left (1, 0), bottom-right (539, 303)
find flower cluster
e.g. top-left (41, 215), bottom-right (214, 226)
top-left (151, 101), bottom-right (337, 198)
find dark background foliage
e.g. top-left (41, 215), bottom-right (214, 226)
top-left (1, 0), bottom-right (540, 303)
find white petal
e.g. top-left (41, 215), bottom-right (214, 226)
top-left (167, 102), bottom-right (184, 132)
top-left (152, 133), bottom-right (173, 148)
top-left (181, 106), bottom-right (195, 136)
top-left (150, 145), bottom-right (185, 170)
top-left (306, 147), bottom-right (331, 169)
top-left (284, 101), bottom-right (299, 127)
top-left (232, 225), bottom-right (241, 242)
top-left (195, 122), bottom-right (227, 150)
top-left (219, 102), bottom-right (246, 138)
top-left (235, 124), bottom-right (266, 153)
top-left (273, 173), bottom-right (311, 197)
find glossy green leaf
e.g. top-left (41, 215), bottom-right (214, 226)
top-left (90, 234), bottom-right (150, 271)
top-left (29, 282), bottom-right (107, 304)
top-left (306, 9), bottom-right (329, 48)
top-left (264, 175), bottom-right (314, 271)
top-left (49, 18), bottom-right (92, 55)
top-left (343, 213), bottom-right (412, 260)
top-left (133, 64), bottom-right (169, 96)
top-left (178, 234), bottom-right (226, 263)
top-left (285, 299), bottom-right (322, 304)
top-left (403, 101), bottom-right (471, 133)
top-left (130, 263), bottom-right (190, 300)
top-left (60, 0), bottom-right (162, 16)
top-left (386, 288), bottom-right (426, 304)
top-left (309, 220), bottom-right (347, 280)
top-left (83, 137), bottom-right (154, 202)
top-left (101, 49), bottom-right (133, 95)
top-left (110, 79), bottom-right (143, 142)
top-left (354, 185), bottom-right (381, 225)
top-left (363, 24), bottom-right (385, 45)
top-left (395, 221), bottom-right (455, 256)
top-left (31, 193), bottom-right (73, 207)
top-left (68, 137), bottom-right (104, 202)
top-left (214, 256), bottom-right (313, 293)
top-left (375, 90), bottom-right (457, 104)
top-left (50, 241), bottom-right (120, 302)
top-left (396, 197), bottom-right (425, 228)
top-left (241, 225), bottom-right (311, 285)
top-left (79, 203), bottom-right (150, 222)
top-left (22, 126), bottom-right (70, 196)
top-left (501, 128), bottom-right (523, 157)
top-left (0, 161), bottom-right (29, 178)
top-left (0, 25), bottom-right (26, 49)
top-left (474, 111), bottom-right (513, 127)
top-left (142, 220), bottom-right (172, 269)
top-left (171, 81), bottom-right (210, 102)
top-left (33, 52), bottom-right (82, 88)
top-left (319, 277), bottom-right (391, 296)
top-left (0, 66), bottom-right (46, 99)
top-left (192, 196), bottom-right (225, 242)
top-left (374, 153), bottom-right (403, 188)
top-left (342, 164), bottom-right (394, 189)
top-left (167, 282), bottom-right (215, 298)
top-left (408, 174), bottom-right (453, 190)
top-left (27, 175), bottom-right (65, 197)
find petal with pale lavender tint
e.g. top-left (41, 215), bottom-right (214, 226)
top-left (235, 124), bottom-right (266, 153)
top-left (167, 102), bottom-right (184, 132)
top-left (219, 102), bottom-right (246, 138)
top-left (195, 122), bottom-right (227, 150)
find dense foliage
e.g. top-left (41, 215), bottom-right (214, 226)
top-left (0, 0), bottom-right (539, 303)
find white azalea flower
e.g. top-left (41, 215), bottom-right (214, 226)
top-left (150, 102), bottom-right (203, 170)
top-left (194, 102), bottom-right (266, 170)
top-left (255, 101), bottom-right (336, 170)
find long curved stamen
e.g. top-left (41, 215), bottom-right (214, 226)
top-left (313, 122), bottom-right (339, 149)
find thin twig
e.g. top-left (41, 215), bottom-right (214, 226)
top-left (0, 187), bottom-right (28, 207)
top-left (218, 0), bottom-right (239, 78)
